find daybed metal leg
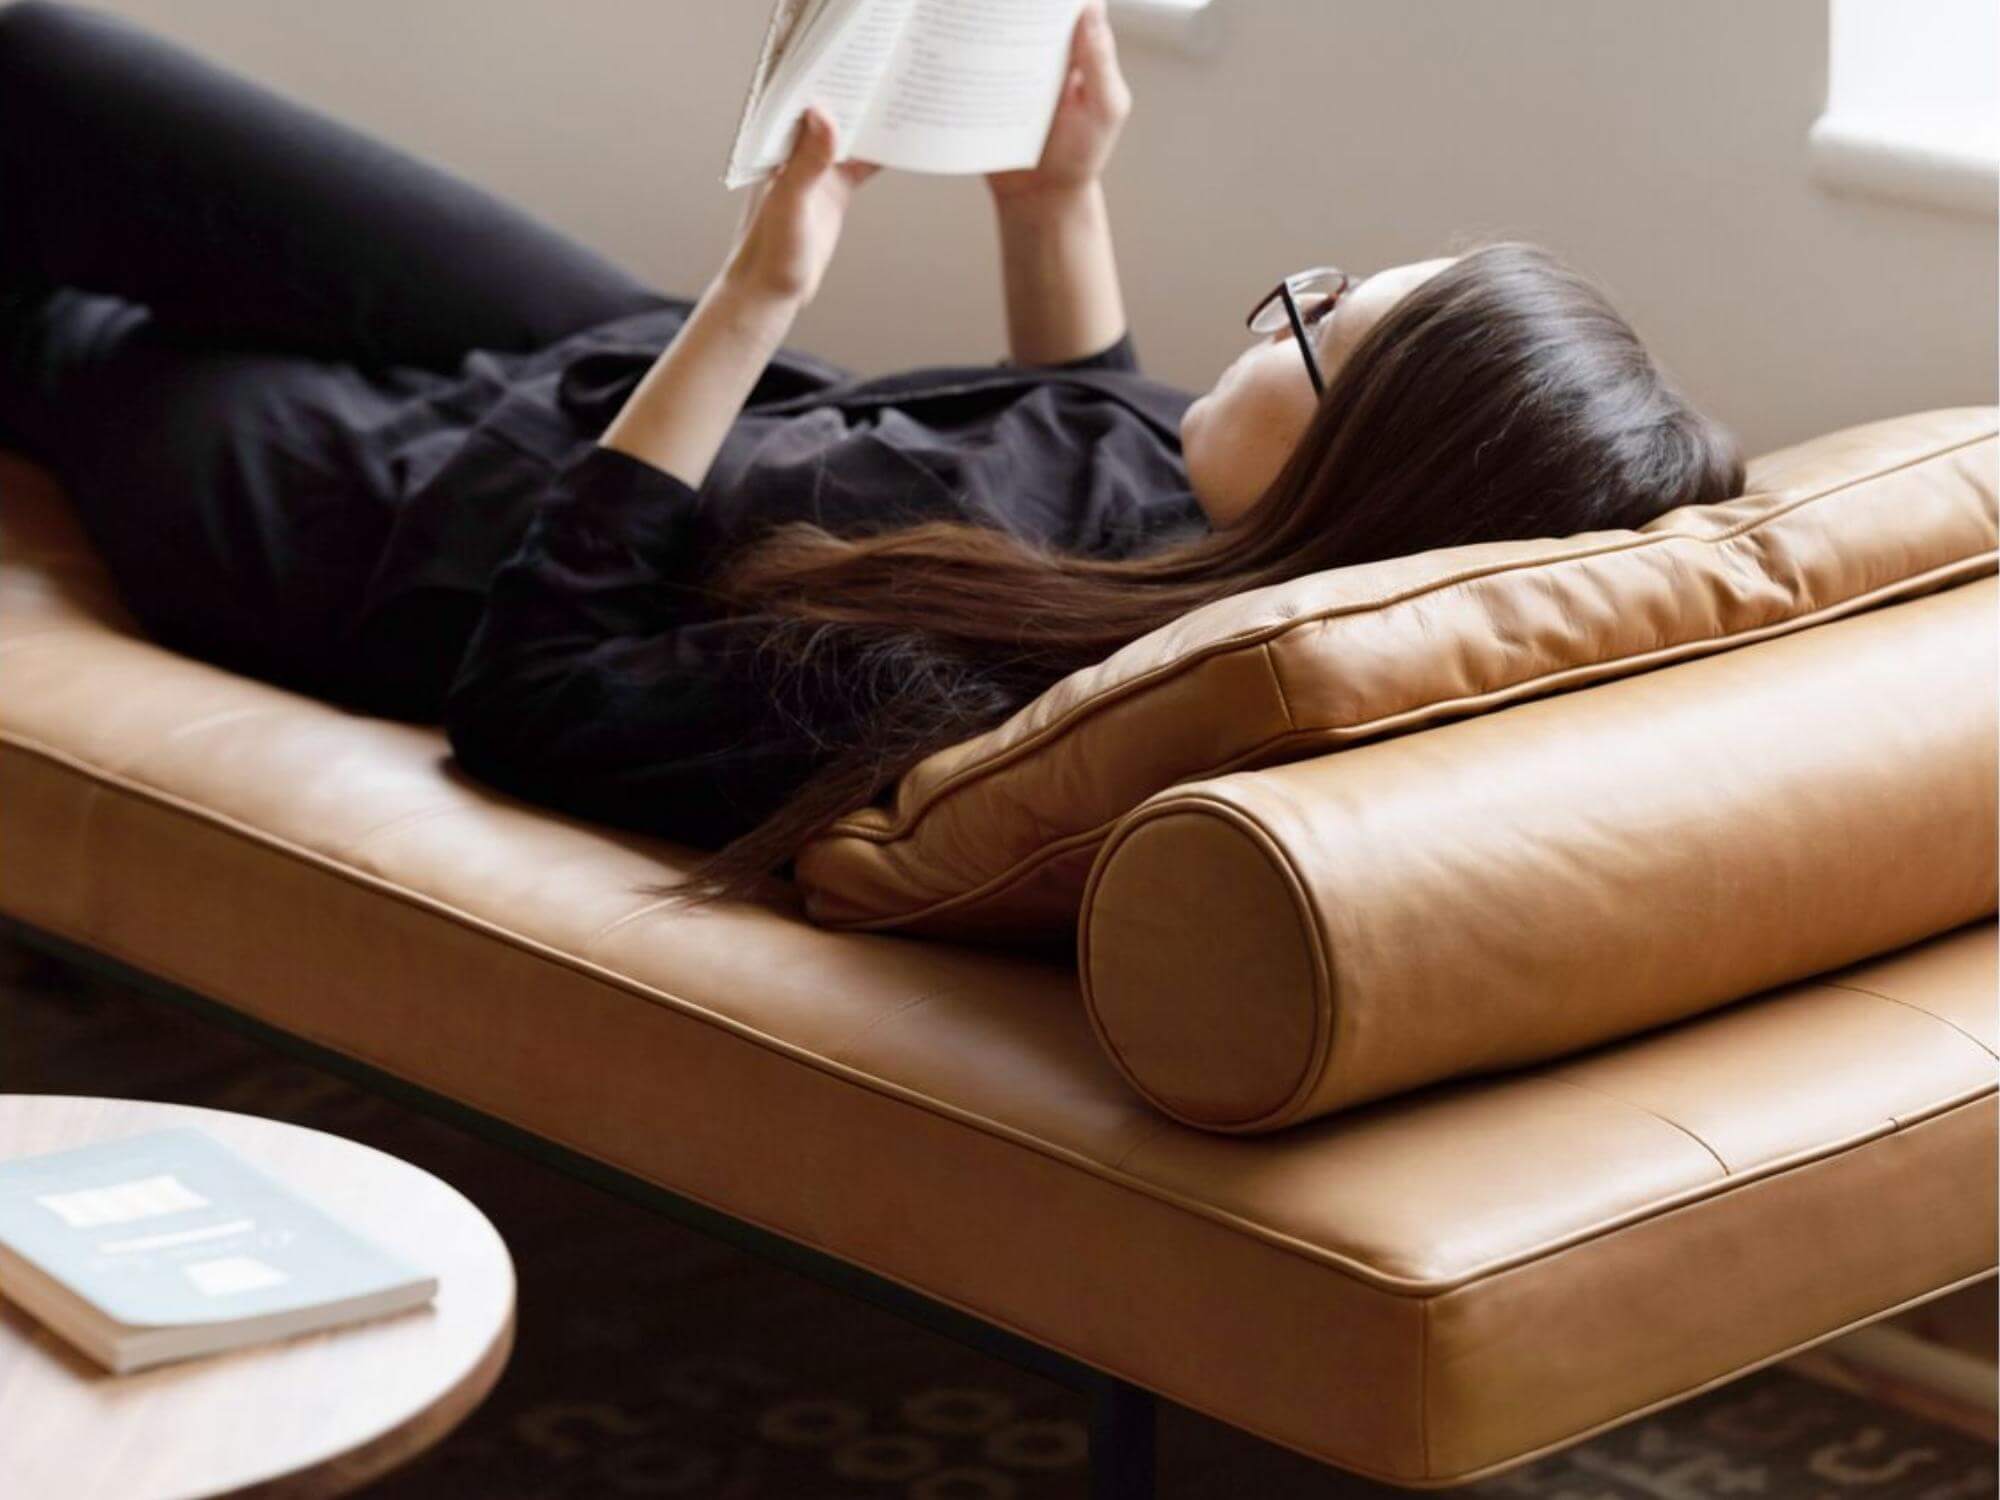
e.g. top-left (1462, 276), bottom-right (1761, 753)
top-left (1090, 1374), bottom-right (1158, 1499)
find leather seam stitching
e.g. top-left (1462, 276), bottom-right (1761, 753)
top-left (1820, 980), bottom-right (2000, 1060)
top-left (1261, 639), bottom-right (1297, 732)
top-left (823, 988), bottom-right (945, 1065)
top-left (1543, 1075), bottom-right (1734, 1173)
top-left (1106, 1116), bottom-right (1178, 1173)
top-left (343, 802), bottom-right (475, 857)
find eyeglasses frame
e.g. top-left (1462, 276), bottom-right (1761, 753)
top-left (1246, 266), bottom-right (1351, 399)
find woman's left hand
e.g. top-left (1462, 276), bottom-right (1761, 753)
top-left (985, 0), bottom-right (1132, 208)
top-left (724, 106), bottom-right (882, 309)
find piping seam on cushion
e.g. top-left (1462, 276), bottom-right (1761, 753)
top-left (1821, 978), bottom-right (2000, 1060)
top-left (1542, 1073), bottom-right (1733, 1175)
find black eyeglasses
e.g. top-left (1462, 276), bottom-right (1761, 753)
top-left (1246, 266), bottom-right (1351, 398)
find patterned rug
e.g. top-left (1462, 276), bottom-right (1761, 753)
top-left (2, 935), bottom-right (1993, 1500)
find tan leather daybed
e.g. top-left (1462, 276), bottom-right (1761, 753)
top-left (2, 406), bottom-right (1994, 1492)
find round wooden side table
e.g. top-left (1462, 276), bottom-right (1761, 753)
top-left (0, 1094), bottom-right (516, 1499)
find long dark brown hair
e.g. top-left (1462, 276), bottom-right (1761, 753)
top-left (636, 240), bottom-right (1744, 910)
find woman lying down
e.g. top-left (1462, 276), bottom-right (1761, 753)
top-left (0, 0), bottom-right (1743, 909)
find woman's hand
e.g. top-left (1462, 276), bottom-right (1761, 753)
top-left (985, 0), bottom-right (1132, 209)
top-left (986, 0), bottom-right (1131, 365)
top-left (721, 105), bottom-right (880, 308)
top-left (601, 107), bottom-right (875, 490)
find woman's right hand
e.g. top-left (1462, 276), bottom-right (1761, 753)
top-left (721, 105), bottom-right (880, 308)
top-left (984, 0), bottom-right (1132, 210)
top-left (600, 106), bottom-right (874, 491)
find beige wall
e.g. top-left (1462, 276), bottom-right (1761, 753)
top-left (85, 0), bottom-right (1999, 455)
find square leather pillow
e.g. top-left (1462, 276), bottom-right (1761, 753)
top-left (793, 407), bottom-right (1999, 942)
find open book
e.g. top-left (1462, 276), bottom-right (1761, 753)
top-left (725, 0), bottom-right (1088, 188)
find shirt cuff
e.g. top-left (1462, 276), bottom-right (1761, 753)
top-left (536, 443), bottom-right (711, 583)
top-left (1062, 329), bottom-right (1140, 373)
top-left (998, 328), bottom-right (1141, 375)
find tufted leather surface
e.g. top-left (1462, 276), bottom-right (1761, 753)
top-left (795, 408), bottom-right (1999, 942)
top-left (2, 448), bottom-right (1994, 1485)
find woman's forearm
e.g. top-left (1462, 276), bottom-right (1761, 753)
top-left (598, 271), bottom-right (804, 490)
top-left (994, 181), bottom-right (1128, 366)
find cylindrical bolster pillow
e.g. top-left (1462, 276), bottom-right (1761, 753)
top-left (1078, 576), bottom-right (1998, 1134)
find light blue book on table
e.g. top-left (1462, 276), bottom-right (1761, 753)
top-left (0, 1126), bottom-right (437, 1373)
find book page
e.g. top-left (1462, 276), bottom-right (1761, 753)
top-left (727, 0), bottom-right (913, 187)
top-left (852, 0), bottom-right (1085, 174)
top-left (724, 0), bottom-right (823, 188)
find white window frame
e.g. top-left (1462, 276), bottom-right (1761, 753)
top-left (1808, 0), bottom-right (1998, 219)
top-left (1108, 0), bottom-right (1223, 57)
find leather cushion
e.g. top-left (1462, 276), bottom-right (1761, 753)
top-left (1079, 575), bottom-right (1999, 1131)
top-left (793, 408), bottom-right (1999, 942)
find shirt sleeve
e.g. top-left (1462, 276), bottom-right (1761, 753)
top-left (441, 442), bottom-right (868, 851)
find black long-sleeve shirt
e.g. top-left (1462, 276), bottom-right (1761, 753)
top-left (340, 301), bottom-right (1209, 849)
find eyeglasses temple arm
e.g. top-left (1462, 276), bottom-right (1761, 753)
top-left (1279, 284), bottom-right (1327, 398)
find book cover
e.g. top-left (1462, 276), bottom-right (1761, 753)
top-left (0, 1126), bottom-right (435, 1368)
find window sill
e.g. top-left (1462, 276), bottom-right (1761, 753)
top-left (1808, 110), bottom-right (1998, 220)
top-left (1108, 0), bottom-right (1224, 58)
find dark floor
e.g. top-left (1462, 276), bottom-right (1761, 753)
top-left (2, 933), bottom-right (1993, 1500)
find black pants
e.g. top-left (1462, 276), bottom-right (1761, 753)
top-left (0, 0), bottom-right (674, 698)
